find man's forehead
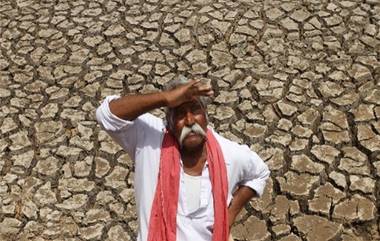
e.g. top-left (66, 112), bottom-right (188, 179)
top-left (174, 99), bottom-right (203, 110)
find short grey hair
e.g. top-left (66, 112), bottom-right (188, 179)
top-left (164, 75), bottom-right (210, 128)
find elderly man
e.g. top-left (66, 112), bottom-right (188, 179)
top-left (96, 77), bottom-right (270, 241)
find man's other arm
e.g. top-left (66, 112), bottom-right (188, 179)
top-left (228, 186), bottom-right (257, 229)
top-left (228, 150), bottom-right (270, 229)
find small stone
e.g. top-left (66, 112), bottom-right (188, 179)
top-left (56, 146), bottom-right (83, 161)
top-left (318, 81), bottom-right (344, 98)
top-left (277, 118), bottom-right (293, 131)
top-left (308, 182), bottom-right (345, 215)
top-left (325, 14), bottom-right (343, 26)
top-left (35, 121), bottom-right (65, 145)
top-left (213, 106), bottom-right (235, 121)
top-left (74, 157), bottom-right (92, 177)
top-left (35, 156), bottom-right (60, 176)
top-left (34, 182), bottom-right (57, 206)
top-left (290, 9), bottom-right (311, 22)
top-left (363, 89), bottom-right (380, 105)
top-left (191, 62), bottom-right (210, 74)
top-left (59, 178), bottom-right (95, 193)
top-left (0, 88), bottom-right (11, 98)
top-left (265, 130), bottom-right (292, 146)
top-left (12, 150), bottom-right (34, 168)
top-left (272, 224), bottom-right (291, 236)
top-left (289, 138), bottom-right (309, 152)
top-left (174, 28), bottom-right (191, 42)
top-left (104, 24), bottom-right (125, 36)
top-left (79, 223), bottom-right (104, 240)
top-left (320, 125), bottom-right (350, 145)
top-left (329, 171), bottom-right (347, 189)
top-left (100, 138), bottom-right (123, 154)
top-left (333, 194), bottom-right (376, 222)
top-left (56, 194), bottom-right (88, 210)
top-left (338, 147), bottom-right (370, 176)
top-left (21, 200), bottom-right (38, 219)
top-left (210, 20), bottom-right (231, 34)
top-left (352, 104), bottom-right (375, 121)
top-left (291, 125), bottom-right (313, 138)
top-left (105, 166), bottom-right (129, 190)
top-left (291, 154), bottom-right (324, 174)
top-left (349, 175), bottom-right (375, 193)
top-left (293, 215), bottom-right (342, 241)
top-left (1, 117), bottom-right (17, 134)
top-left (185, 49), bottom-right (207, 63)
top-left (276, 100), bottom-right (298, 117)
top-left (349, 64), bottom-right (372, 82)
top-left (106, 225), bottom-right (131, 241)
top-left (84, 209), bottom-right (111, 224)
top-left (331, 92), bottom-right (359, 106)
top-left (95, 157), bottom-right (110, 178)
top-left (297, 108), bottom-right (320, 126)
top-left (235, 25), bottom-right (257, 37)
top-left (265, 8), bottom-right (284, 21)
top-left (0, 218), bottom-right (22, 235)
top-left (244, 123), bottom-right (267, 139)
top-left (357, 124), bottom-right (380, 152)
top-left (210, 50), bottom-right (233, 67)
top-left (154, 63), bottom-right (171, 76)
top-left (277, 171), bottom-right (319, 196)
top-left (269, 195), bottom-right (300, 223)
top-left (281, 17), bottom-right (298, 31)
top-left (41, 103), bottom-right (59, 118)
top-left (159, 33), bottom-right (176, 47)
top-left (9, 131), bottom-right (32, 151)
top-left (232, 215), bottom-right (270, 240)
top-left (323, 106), bottom-right (348, 126)
top-left (83, 36), bottom-right (103, 47)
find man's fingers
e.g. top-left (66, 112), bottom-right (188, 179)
top-left (188, 79), bottom-right (200, 86)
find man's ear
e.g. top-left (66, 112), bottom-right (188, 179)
top-left (165, 111), bottom-right (174, 132)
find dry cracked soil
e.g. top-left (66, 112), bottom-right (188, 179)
top-left (0, 0), bottom-right (379, 240)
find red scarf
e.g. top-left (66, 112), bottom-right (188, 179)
top-left (147, 129), bottom-right (229, 241)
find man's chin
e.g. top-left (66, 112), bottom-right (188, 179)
top-left (181, 136), bottom-right (205, 151)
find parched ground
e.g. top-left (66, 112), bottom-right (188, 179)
top-left (0, 0), bottom-right (379, 240)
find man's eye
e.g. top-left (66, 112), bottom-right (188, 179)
top-left (175, 112), bottom-right (185, 118)
top-left (192, 108), bottom-right (203, 114)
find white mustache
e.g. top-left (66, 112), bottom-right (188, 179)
top-left (179, 123), bottom-right (206, 146)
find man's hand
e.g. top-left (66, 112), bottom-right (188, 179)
top-left (163, 80), bottom-right (214, 108)
top-left (228, 186), bottom-right (257, 229)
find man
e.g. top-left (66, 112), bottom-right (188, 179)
top-left (96, 77), bottom-right (270, 241)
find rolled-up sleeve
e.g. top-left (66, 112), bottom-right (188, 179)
top-left (240, 151), bottom-right (270, 197)
top-left (96, 95), bottom-right (133, 131)
top-left (96, 95), bottom-right (165, 161)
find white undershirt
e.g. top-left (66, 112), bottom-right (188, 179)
top-left (183, 173), bottom-right (202, 213)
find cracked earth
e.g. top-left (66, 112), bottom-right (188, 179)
top-left (0, 0), bottom-right (379, 240)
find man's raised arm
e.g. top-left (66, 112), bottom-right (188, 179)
top-left (109, 79), bottom-right (213, 121)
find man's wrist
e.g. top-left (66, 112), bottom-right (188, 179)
top-left (160, 90), bottom-right (171, 107)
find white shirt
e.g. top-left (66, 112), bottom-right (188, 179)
top-left (183, 173), bottom-right (202, 213)
top-left (96, 96), bottom-right (270, 241)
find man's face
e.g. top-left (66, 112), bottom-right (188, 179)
top-left (169, 100), bottom-right (208, 150)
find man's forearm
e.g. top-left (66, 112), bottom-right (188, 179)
top-left (228, 186), bottom-right (257, 228)
top-left (109, 92), bottom-right (168, 121)
top-left (109, 80), bottom-right (213, 121)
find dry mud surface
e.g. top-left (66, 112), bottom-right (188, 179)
top-left (0, 0), bottom-right (379, 240)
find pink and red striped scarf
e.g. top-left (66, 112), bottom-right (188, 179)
top-left (147, 129), bottom-right (229, 241)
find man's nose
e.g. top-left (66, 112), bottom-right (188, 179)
top-left (184, 111), bottom-right (195, 126)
